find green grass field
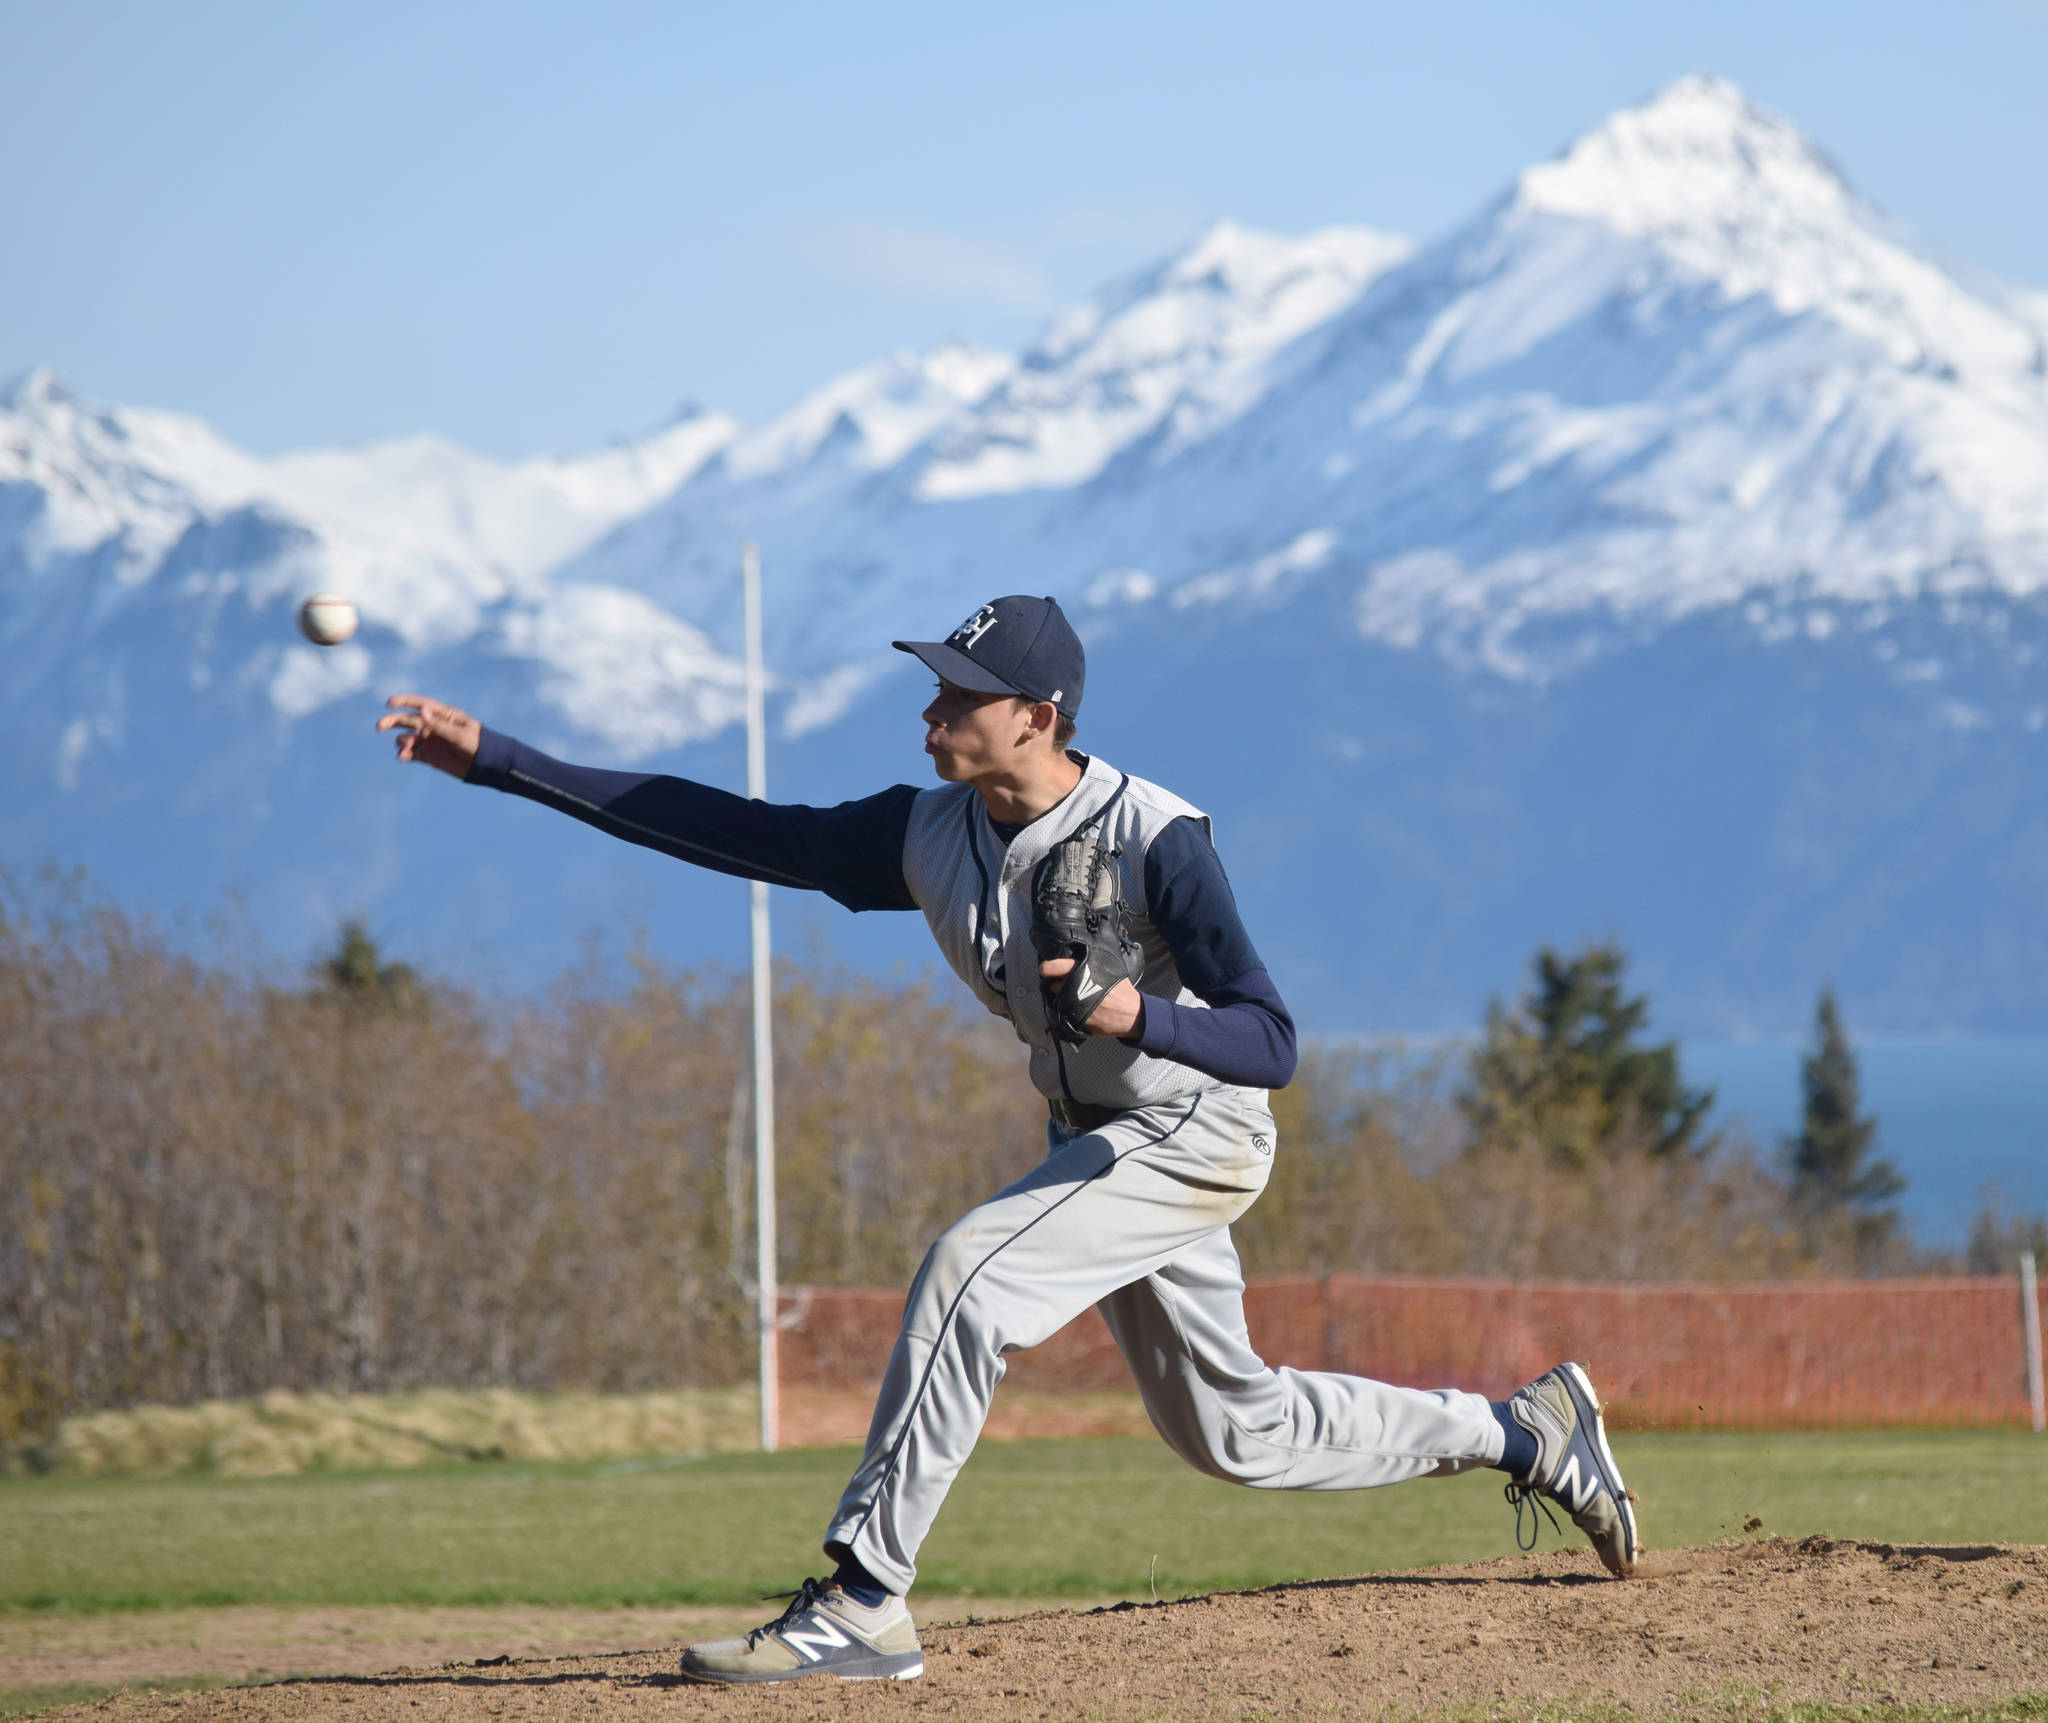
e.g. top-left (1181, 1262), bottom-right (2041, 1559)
top-left (4, 1430), bottom-right (2044, 1612)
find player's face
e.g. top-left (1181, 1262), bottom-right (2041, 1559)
top-left (922, 680), bottom-right (1032, 783)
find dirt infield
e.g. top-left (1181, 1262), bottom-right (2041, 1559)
top-left (31, 1539), bottom-right (2048, 1721)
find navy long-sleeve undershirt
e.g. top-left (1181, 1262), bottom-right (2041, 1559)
top-left (467, 728), bottom-right (1295, 1090)
top-left (1119, 816), bottom-right (1297, 1092)
top-left (468, 727), bottom-right (920, 910)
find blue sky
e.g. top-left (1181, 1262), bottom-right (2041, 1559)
top-left (6, 0), bottom-right (2044, 455)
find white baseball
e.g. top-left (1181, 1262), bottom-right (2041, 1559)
top-left (297, 592), bottom-right (359, 647)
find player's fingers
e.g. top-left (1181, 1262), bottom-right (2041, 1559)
top-left (1038, 958), bottom-right (1076, 980)
top-left (409, 700), bottom-right (470, 734)
top-left (385, 692), bottom-right (433, 711)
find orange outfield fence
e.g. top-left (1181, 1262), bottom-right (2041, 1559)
top-left (779, 1273), bottom-right (2048, 1431)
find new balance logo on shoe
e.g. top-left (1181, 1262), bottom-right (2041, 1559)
top-left (781, 1618), bottom-right (854, 1663)
top-left (1551, 1452), bottom-right (1600, 1514)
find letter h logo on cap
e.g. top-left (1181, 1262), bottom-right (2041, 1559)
top-left (948, 606), bottom-right (999, 650)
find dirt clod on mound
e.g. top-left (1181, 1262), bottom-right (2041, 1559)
top-left (64, 1540), bottom-right (2048, 1722)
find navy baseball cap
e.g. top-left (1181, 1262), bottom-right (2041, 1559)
top-left (894, 595), bottom-right (1085, 718)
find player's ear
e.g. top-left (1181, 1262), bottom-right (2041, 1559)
top-left (1022, 698), bottom-right (1059, 745)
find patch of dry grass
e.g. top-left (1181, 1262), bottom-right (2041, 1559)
top-left (3, 1387), bottom-right (759, 1479)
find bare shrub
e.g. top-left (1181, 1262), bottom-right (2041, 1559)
top-left (0, 875), bottom-right (559, 1430)
top-left (1234, 1047), bottom-right (1461, 1275)
top-left (0, 878), bottom-right (1044, 1436)
top-left (1239, 1046), bottom-right (1811, 1284)
top-left (1, 875), bottom-right (1897, 1441)
top-left (774, 972), bottom-right (1045, 1287)
top-left (1438, 1127), bottom-right (1810, 1281)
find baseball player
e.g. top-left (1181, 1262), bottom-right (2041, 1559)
top-left (378, 593), bottom-right (1639, 1686)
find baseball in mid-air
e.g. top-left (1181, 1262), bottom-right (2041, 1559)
top-left (297, 592), bottom-right (359, 646)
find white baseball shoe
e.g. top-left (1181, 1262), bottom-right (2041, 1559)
top-left (678, 1577), bottom-right (923, 1684)
top-left (1502, 1361), bottom-right (1641, 1578)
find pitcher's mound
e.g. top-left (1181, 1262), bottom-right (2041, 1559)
top-left (61, 1540), bottom-right (2048, 1721)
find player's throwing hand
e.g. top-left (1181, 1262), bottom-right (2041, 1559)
top-left (377, 694), bottom-right (481, 780)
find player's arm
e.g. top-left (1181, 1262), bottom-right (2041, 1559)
top-left (377, 694), bottom-right (918, 912)
top-left (1117, 817), bottom-right (1298, 1088)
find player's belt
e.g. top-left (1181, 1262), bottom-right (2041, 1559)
top-left (1048, 1097), bottom-right (1127, 1133)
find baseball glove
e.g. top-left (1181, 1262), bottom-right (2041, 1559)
top-left (1029, 822), bottom-right (1145, 1046)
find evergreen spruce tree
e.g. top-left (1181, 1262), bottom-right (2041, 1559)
top-left (1787, 989), bottom-right (1901, 1263)
top-left (1461, 944), bottom-right (1715, 1163)
top-left (320, 919), bottom-right (422, 1011)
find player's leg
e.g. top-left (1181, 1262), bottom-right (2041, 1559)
top-left (822, 1092), bottom-right (1269, 1593)
top-left (1098, 1220), bottom-right (1639, 1575)
top-left (681, 1092), bottom-right (1268, 1684)
top-left (1099, 1224), bottom-right (1504, 1490)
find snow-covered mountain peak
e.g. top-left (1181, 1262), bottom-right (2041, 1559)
top-left (12, 83), bottom-right (2048, 742)
top-left (1085, 218), bottom-right (1412, 328)
top-left (723, 341), bottom-right (1014, 482)
top-left (1504, 76), bottom-right (2041, 387)
top-left (260, 409), bottom-right (739, 598)
top-left (1518, 74), bottom-right (1848, 238)
top-left (1, 370), bottom-right (269, 581)
top-left (2, 373), bottom-right (739, 626)
top-left (914, 218), bottom-right (1411, 500)
top-left (1, 373), bottom-right (755, 763)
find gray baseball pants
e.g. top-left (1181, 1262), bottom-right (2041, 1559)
top-left (824, 1087), bottom-right (1505, 1595)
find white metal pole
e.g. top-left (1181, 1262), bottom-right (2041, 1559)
top-left (2021, 1250), bottom-right (2044, 1435)
top-left (743, 540), bottom-right (779, 1454)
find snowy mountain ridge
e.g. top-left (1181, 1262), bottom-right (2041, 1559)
top-left (7, 76), bottom-right (2048, 1031)
top-left (1516, 76), bottom-right (2040, 387)
top-left (554, 74), bottom-right (2048, 699)
top-left (911, 220), bottom-right (1414, 499)
top-left (11, 74), bottom-right (2048, 753)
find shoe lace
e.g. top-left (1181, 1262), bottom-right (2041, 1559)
top-left (1504, 1480), bottom-right (1564, 1553)
top-left (749, 1576), bottom-right (831, 1646)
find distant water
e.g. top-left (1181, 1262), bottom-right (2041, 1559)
top-left (1684, 1039), bottom-right (2048, 1250)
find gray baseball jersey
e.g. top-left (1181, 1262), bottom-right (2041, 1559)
top-left (465, 730), bottom-right (1507, 1597)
